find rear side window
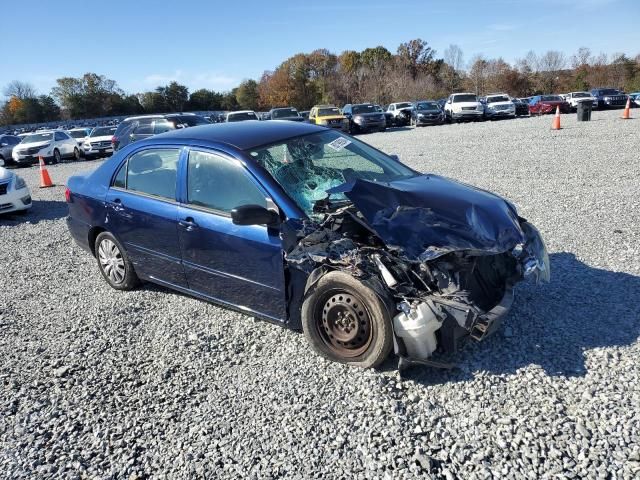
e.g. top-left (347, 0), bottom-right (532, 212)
top-left (133, 124), bottom-right (153, 135)
top-left (124, 149), bottom-right (180, 200)
top-left (113, 162), bottom-right (126, 188)
top-left (186, 150), bottom-right (266, 213)
top-left (153, 120), bottom-right (174, 134)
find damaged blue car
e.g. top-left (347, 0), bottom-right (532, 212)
top-left (66, 121), bottom-right (549, 369)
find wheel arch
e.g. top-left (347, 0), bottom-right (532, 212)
top-left (88, 226), bottom-right (107, 256)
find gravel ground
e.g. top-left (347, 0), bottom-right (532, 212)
top-left (1, 109), bottom-right (639, 479)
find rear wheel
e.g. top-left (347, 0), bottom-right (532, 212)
top-left (95, 232), bottom-right (140, 290)
top-left (302, 271), bottom-right (393, 368)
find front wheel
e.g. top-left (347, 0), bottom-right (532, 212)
top-left (73, 147), bottom-right (81, 161)
top-left (302, 271), bottom-right (393, 368)
top-left (95, 232), bottom-right (140, 290)
top-left (53, 149), bottom-right (61, 164)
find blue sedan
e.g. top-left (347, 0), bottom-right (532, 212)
top-left (66, 121), bottom-right (549, 369)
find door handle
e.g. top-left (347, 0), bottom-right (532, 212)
top-left (179, 217), bottom-right (198, 231)
top-left (110, 198), bottom-right (125, 212)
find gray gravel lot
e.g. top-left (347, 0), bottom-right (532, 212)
top-left (1, 109), bottom-right (639, 479)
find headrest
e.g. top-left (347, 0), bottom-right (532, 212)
top-left (129, 154), bottom-right (162, 174)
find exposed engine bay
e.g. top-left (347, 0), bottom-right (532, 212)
top-left (281, 176), bottom-right (550, 368)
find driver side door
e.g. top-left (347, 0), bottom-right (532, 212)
top-left (177, 148), bottom-right (287, 321)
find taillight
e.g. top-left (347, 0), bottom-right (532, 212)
top-left (64, 187), bottom-right (71, 203)
top-left (111, 136), bottom-right (117, 146)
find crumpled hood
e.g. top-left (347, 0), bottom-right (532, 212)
top-left (331, 175), bottom-right (526, 261)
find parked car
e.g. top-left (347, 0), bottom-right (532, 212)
top-left (0, 166), bottom-right (32, 214)
top-left (0, 135), bottom-right (22, 167)
top-left (308, 105), bottom-right (346, 130)
top-left (65, 121), bottom-right (549, 368)
top-left (629, 93), bottom-right (640, 107)
top-left (386, 102), bottom-right (413, 126)
top-left (267, 107), bottom-right (305, 122)
top-left (590, 88), bottom-right (628, 109)
top-left (112, 114), bottom-right (210, 151)
top-left (226, 110), bottom-right (260, 122)
top-left (563, 92), bottom-right (598, 110)
top-left (13, 130), bottom-right (81, 165)
top-left (512, 98), bottom-right (530, 116)
top-left (68, 128), bottom-right (93, 147)
top-left (375, 105), bottom-right (394, 128)
top-left (82, 126), bottom-right (118, 159)
top-left (410, 101), bottom-right (444, 126)
top-left (342, 103), bottom-right (387, 134)
top-left (444, 93), bottom-right (485, 122)
top-left (483, 94), bottom-right (516, 119)
top-left (527, 95), bottom-right (570, 115)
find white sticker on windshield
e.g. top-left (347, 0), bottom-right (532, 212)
top-left (327, 137), bottom-right (352, 152)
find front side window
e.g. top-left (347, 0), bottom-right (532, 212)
top-left (54, 131), bottom-right (65, 141)
top-left (247, 130), bottom-right (417, 216)
top-left (187, 150), bottom-right (266, 213)
top-left (124, 149), bottom-right (180, 200)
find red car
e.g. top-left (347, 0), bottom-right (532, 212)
top-left (528, 95), bottom-right (571, 115)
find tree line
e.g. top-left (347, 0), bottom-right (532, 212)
top-left (2, 40), bottom-right (639, 126)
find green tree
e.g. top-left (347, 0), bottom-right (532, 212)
top-left (235, 79), bottom-right (259, 110)
top-left (221, 90), bottom-right (239, 110)
top-left (38, 95), bottom-right (60, 122)
top-left (138, 91), bottom-right (167, 113)
top-left (156, 81), bottom-right (189, 112)
top-left (188, 89), bottom-right (223, 110)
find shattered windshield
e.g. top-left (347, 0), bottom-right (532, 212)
top-left (247, 130), bottom-right (417, 216)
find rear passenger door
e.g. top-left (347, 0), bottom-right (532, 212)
top-left (105, 147), bottom-right (187, 287)
top-left (176, 149), bottom-right (287, 320)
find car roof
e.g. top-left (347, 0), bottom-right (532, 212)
top-left (151, 120), bottom-right (326, 150)
top-left (123, 115), bottom-right (165, 121)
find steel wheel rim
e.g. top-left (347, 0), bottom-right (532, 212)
top-left (316, 291), bottom-right (373, 358)
top-left (98, 239), bottom-right (125, 284)
top-left (54, 150), bottom-right (61, 161)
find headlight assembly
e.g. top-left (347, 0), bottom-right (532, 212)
top-left (14, 175), bottom-right (27, 190)
top-left (353, 115), bottom-right (364, 123)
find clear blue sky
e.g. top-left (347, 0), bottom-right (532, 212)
top-left (4, 0), bottom-right (639, 97)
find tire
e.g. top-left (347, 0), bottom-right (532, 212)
top-left (94, 231), bottom-right (140, 290)
top-left (73, 147), bottom-right (81, 161)
top-left (53, 149), bottom-right (61, 164)
top-left (302, 271), bottom-right (394, 369)
top-left (378, 126), bottom-right (386, 132)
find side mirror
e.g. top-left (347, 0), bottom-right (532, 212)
top-left (231, 204), bottom-right (280, 227)
top-left (389, 154), bottom-right (400, 162)
top-left (447, 100), bottom-right (452, 104)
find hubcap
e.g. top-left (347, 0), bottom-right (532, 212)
top-left (318, 292), bottom-right (372, 358)
top-left (98, 239), bottom-right (125, 284)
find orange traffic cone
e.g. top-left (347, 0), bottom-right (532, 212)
top-left (551, 106), bottom-right (561, 130)
top-left (622, 98), bottom-right (631, 119)
top-left (38, 156), bottom-right (54, 188)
